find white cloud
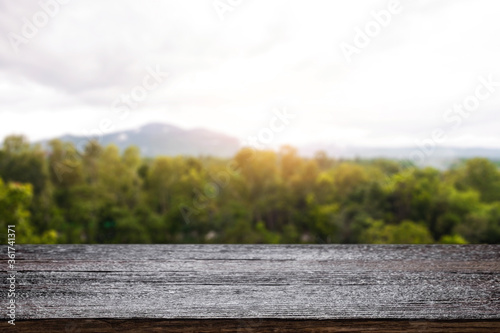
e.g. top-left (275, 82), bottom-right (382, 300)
top-left (0, 0), bottom-right (499, 149)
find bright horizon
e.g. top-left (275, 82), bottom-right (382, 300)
top-left (1, 0), bottom-right (500, 149)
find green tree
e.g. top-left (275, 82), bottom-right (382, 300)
top-left (0, 178), bottom-right (57, 243)
top-left (458, 158), bottom-right (500, 202)
top-left (361, 219), bottom-right (434, 244)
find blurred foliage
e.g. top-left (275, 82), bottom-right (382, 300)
top-left (0, 135), bottom-right (499, 244)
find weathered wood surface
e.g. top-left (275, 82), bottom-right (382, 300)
top-left (2, 245), bottom-right (500, 331)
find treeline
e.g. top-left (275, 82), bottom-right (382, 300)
top-left (1, 135), bottom-right (500, 244)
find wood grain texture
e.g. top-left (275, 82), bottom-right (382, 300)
top-left (1, 245), bottom-right (499, 331)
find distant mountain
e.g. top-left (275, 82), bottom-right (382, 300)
top-left (39, 123), bottom-right (500, 165)
top-left (42, 123), bottom-right (241, 157)
top-left (299, 143), bottom-right (500, 159)
top-left (299, 143), bottom-right (500, 168)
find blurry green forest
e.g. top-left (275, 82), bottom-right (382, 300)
top-left (1, 135), bottom-right (500, 244)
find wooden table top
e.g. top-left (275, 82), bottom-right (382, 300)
top-left (4, 244), bottom-right (500, 332)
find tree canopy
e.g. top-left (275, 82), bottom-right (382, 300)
top-left (1, 135), bottom-right (499, 244)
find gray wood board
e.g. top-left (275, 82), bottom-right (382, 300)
top-left (2, 245), bottom-right (499, 320)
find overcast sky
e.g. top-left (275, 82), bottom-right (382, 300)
top-left (1, 0), bottom-right (499, 148)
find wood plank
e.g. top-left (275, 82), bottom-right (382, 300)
top-left (10, 319), bottom-right (500, 333)
top-left (2, 245), bottom-right (499, 331)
